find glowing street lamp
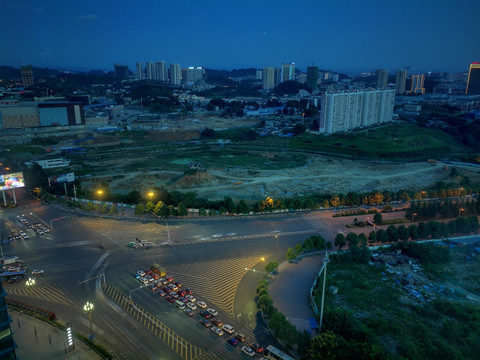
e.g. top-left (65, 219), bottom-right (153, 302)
top-left (97, 190), bottom-right (103, 202)
top-left (458, 187), bottom-right (464, 200)
top-left (458, 208), bottom-right (464, 217)
top-left (412, 212), bottom-right (417, 223)
top-left (83, 302), bottom-right (94, 341)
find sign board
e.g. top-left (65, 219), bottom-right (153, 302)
top-left (49, 172), bottom-right (75, 185)
top-left (0, 172), bottom-right (25, 191)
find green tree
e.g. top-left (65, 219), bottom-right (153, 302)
top-left (408, 224), bottom-right (419, 240)
top-left (418, 222), bottom-right (430, 238)
top-left (358, 233), bottom-right (368, 246)
top-left (368, 231), bottom-right (377, 244)
top-left (109, 204), bottom-right (118, 215)
top-left (85, 202), bottom-right (95, 212)
top-left (377, 229), bottom-right (388, 243)
top-left (346, 232), bottom-right (359, 247)
top-left (135, 203), bottom-right (144, 215)
top-left (398, 225), bottom-right (409, 241)
top-left (236, 200), bottom-right (249, 214)
top-left (294, 243), bottom-right (303, 256)
top-left (286, 247), bottom-right (296, 260)
top-left (177, 202), bottom-right (188, 217)
top-left (308, 331), bottom-right (342, 360)
top-left (334, 233), bottom-right (346, 249)
top-left (218, 206), bottom-right (227, 215)
top-left (223, 196), bottom-right (235, 213)
top-left (387, 225), bottom-right (399, 242)
top-left (265, 261), bottom-right (278, 274)
top-left (373, 212), bottom-right (383, 225)
top-left (199, 207), bottom-right (207, 216)
top-left (153, 200), bottom-right (165, 215)
top-left (145, 201), bottom-right (155, 214)
top-left (101, 203), bottom-right (109, 214)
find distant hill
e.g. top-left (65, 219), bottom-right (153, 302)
top-left (204, 68), bottom-right (257, 79)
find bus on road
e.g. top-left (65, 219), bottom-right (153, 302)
top-left (263, 345), bottom-right (296, 360)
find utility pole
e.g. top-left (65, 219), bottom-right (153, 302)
top-left (319, 251), bottom-right (330, 331)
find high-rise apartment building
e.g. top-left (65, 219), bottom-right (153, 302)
top-left (320, 89), bottom-right (395, 134)
top-left (146, 62), bottom-right (155, 80)
top-left (169, 63), bottom-right (181, 85)
top-left (409, 75), bottom-right (425, 94)
top-left (306, 66), bottom-right (319, 91)
top-left (262, 67), bottom-right (275, 90)
top-left (395, 69), bottom-right (407, 94)
top-left (281, 63), bottom-right (295, 82)
top-left (256, 70), bottom-right (263, 80)
top-left (466, 62), bottom-right (480, 95)
top-left (274, 68), bottom-right (282, 87)
top-left (136, 62), bottom-right (144, 80)
top-left (155, 61), bottom-right (167, 81)
top-left (20, 65), bottom-right (34, 88)
top-left (375, 69), bottom-right (389, 89)
top-left (114, 64), bottom-right (129, 79)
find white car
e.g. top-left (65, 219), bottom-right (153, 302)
top-left (137, 270), bottom-right (145, 277)
top-left (222, 324), bottom-right (234, 334)
top-left (241, 346), bottom-right (255, 357)
top-left (197, 301), bottom-right (207, 308)
top-left (210, 326), bottom-right (224, 336)
top-left (32, 269), bottom-right (44, 275)
top-left (207, 308), bottom-right (218, 317)
top-left (186, 295), bottom-right (196, 302)
top-left (186, 302), bottom-right (197, 310)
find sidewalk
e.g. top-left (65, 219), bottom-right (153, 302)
top-left (9, 311), bottom-right (101, 360)
top-left (268, 256), bottom-right (323, 336)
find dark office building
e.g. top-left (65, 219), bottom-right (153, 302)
top-left (466, 62), bottom-right (480, 95)
top-left (20, 65), bottom-right (34, 88)
top-left (114, 64), bottom-right (129, 79)
top-left (306, 66), bottom-right (319, 91)
top-left (0, 282), bottom-right (17, 359)
top-left (38, 102), bottom-right (85, 126)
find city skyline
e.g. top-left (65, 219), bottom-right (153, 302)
top-left (0, 0), bottom-right (479, 74)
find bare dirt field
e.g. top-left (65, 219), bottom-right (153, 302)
top-left (79, 153), bottom-right (480, 201)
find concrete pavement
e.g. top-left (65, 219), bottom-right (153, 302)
top-left (268, 256), bottom-right (323, 336)
top-left (9, 310), bottom-right (102, 360)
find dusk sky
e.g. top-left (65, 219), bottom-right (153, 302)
top-left (1, 0), bottom-right (479, 74)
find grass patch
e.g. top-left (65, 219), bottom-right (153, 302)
top-left (381, 218), bottom-right (411, 225)
top-left (7, 145), bottom-right (45, 155)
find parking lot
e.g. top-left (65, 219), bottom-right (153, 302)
top-left (108, 263), bottom-right (268, 359)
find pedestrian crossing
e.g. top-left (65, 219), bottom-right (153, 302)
top-left (104, 283), bottom-right (219, 360)
top-left (166, 256), bottom-right (264, 316)
top-left (4, 282), bottom-right (74, 306)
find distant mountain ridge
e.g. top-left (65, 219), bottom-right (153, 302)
top-left (0, 65), bottom-right (64, 80)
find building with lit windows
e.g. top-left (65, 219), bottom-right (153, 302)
top-left (409, 75), bottom-right (425, 94)
top-left (281, 63), bottom-right (295, 82)
top-left (466, 62), bottom-right (480, 95)
top-left (320, 89), bottom-right (395, 134)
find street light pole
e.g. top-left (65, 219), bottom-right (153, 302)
top-left (319, 251), bottom-right (329, 332)
top-left (83, 302), bottom-right (94, 341)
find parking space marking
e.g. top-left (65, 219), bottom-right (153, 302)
top-left (104, 283), bottom-right (219, 360)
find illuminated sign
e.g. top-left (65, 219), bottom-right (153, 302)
top-left (66, 322), bottom-right (75, 351)
top-left (0, 172), bottom-right (25, 191)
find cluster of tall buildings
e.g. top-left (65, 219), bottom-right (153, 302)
top-left (133, 61), bottom-right (204, 87)
top-left (261, 63), bottom-right (295, 90)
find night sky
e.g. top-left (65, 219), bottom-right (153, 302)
top-left (1, 0), bottom-right (479, 74)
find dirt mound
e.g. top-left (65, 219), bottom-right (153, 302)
top-left (175, 171), bottom-right (218, 187)
top-left (93, 135), bottom-right (118, 144)
top-left (146, 130), bottom-right (201, 142)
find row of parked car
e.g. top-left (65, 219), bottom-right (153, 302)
top-left (134, 268), bottom-right (266, 358)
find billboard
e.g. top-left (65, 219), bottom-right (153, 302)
top-left (49, 172), bottom-right (75, 185)
top-left (0, 172), bottom-right (25, 191)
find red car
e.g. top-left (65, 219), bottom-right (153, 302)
top-left (251, 344), bottom-right (264, 353)
top-left (165, 296), bottom-right (175, 303)
top-left (177, 290), bottom-right (186, 297)
top-left (212, 318), bottom-right (224, 327)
